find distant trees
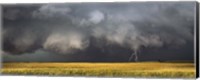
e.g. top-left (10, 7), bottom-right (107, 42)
top-left (158, 59), bottom-right (164, 62)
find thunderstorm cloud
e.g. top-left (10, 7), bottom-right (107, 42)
top-left (2, 2), bottom-right (196, 62)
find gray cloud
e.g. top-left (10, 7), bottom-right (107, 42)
top-left (32, 4), bottom-right (71, 19)
top-left (43, 31), bottom-right (89, 54)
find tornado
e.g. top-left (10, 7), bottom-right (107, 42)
top-left (128, 50), bottom-right (138, 62)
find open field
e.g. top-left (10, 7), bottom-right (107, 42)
top-left (1, 62), bottom-right (195, 78)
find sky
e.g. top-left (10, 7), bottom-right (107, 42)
top-left (1, 2), bottom-right (196, 62)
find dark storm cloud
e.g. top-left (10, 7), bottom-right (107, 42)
top-left (2, 2), bottom-right (196, 62)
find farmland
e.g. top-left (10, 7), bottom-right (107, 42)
top-left (1, 62), bottom-right (195, 78)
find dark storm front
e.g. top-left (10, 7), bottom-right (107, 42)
top-left (2, 2), bottom-right (195, 62)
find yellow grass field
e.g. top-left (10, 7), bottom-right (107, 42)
top-left (1, 62), bottom-right (195, 78)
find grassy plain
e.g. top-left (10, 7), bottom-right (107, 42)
top-left (1, 62), bottom-right (195, 78)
